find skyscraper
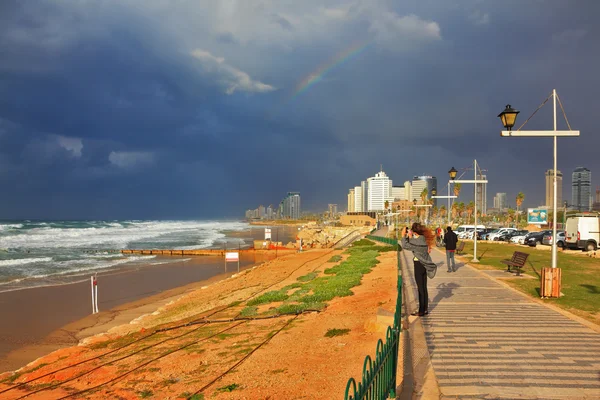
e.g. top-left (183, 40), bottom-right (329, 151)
top-left (412, 176), bottom-right (437, 206)
top-left (572, 167), bottom-right (591, 211)
top-left (367, 170), bottom-right (392, 211)
top-left (476, 173), bottom-right (487, 215)
top-left (281, 192), bottom-right (301, 219)
top-left (493, 193), bottom-right (507, 210)
top-left (545, 169), bottom-right (563, 209)
top-left (354, 186), bottom-right (363, 212)
top-left (347, 189), bottom-right (355, 213)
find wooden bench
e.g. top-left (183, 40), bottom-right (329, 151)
top-left (455, 241), bottom-right (465, 255)
top-left (500, 251), bottom-right (529, 276)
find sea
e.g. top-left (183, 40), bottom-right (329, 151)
top-left (0, 220), bottom-right (271, 293)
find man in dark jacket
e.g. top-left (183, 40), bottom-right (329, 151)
top-left (443, 226), bottom-right (458, 272)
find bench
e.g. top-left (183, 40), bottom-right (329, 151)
top-left (500, 251), bottom-right (529, 276)
top-left (455, 241), bottom-right (465, 255)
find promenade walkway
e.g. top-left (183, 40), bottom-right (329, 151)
top-left (400, 248), bottom-right (600, 399)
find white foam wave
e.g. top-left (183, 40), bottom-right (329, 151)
top-left (0, 223), bottom-right (24, 231)
top-left (0, 220), bottom-right (249, 250)
top-left (0, 257), bottom-right (53, 267)
top-left (29, 255), bottom-right (157, 278)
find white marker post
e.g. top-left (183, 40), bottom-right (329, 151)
top-left (90, 276), bottom-right (95, 314)
top-left (94, 275), bottom-right (99, 313)
top-left (225, 252), bottom-right (240, 273)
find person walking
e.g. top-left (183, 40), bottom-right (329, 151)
top-left (401, 223), bottom-right (437, 317)
top-left (444, 226), bottom-right (458, 272)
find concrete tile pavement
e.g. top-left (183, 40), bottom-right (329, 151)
top-left (400, 247), bottom-right (600, 399)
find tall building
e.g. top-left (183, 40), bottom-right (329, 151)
top-left (281, 192), bottom-right (301, 219)
top-left (391, 186), bottom-right (405, 201)
top-left (361, 181), bottom-right (369, 212)
top-left (545, 169), bottom-right (563, 209)
top-left (258, 205), bottom-right (266, 218)
top-left (266, 205), bottom-right (274, 219)
top-left (354, 186), bottom-right (363, 212)
top-left (476, 173), bottom-right (487, 215)
top-left (347, 188), bottom-right (355, 213)
top-left (412, 176), bottom-right (437, 206)
top-left (328, 204), bottom-right (338, 217)
top-left (493, 193), bottom-right (507, 210)
top-left (593, 187), bottom-right (600, 212)
top-left (572, 167), bottom-right (591, 211)
top-left (367, 170), bottom-right (392, 211)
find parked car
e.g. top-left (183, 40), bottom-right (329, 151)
top-left (510, 230), bottom-right (530, 244)
top-left (488, 228), bottom-right (517, 241)
top-left (565, 213), bottom-right (600, 251)
top-left (542, 231), bottom-right (566, 248)
top-left (497, 230), bottom-right (524, 242)
top-left (477, 228), bottom-right (495, 240)
top-left (526, 230), bottom-right (553, 247)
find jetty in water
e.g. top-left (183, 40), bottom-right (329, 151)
top-left (120, 248), bottom-right (295, 256)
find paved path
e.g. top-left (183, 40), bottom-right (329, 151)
top-left (401, 248), bottom-right (600, 399)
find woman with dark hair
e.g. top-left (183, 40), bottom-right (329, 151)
top-left (401, 222), bottom-right (437, 316)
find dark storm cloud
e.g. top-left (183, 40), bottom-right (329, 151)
top-left (1, 0), bottom-right (600, 219)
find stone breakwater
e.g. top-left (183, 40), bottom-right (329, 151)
top-left (296, 225), bottom-right (371, 248)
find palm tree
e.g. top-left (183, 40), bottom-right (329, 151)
top-left (420, 188), bottom-right (428, 204)
top-left (515, 192), bottom-right (525, 227)
top-left (457, 202), bottom-right (465, 221)
top-left (506, 208), bottom-right (516, 227)
top-left (451, 203), bottom-right (458, 220)
top-left (453, 182), bottom-right (462, 198)
top-left (439, 205), bottom-right (447, 221)
top-left (466, 201), bottom-right (475, 224)
top-left (384, 200), bottom-right (389, 211)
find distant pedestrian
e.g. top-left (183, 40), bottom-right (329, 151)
top-left (443, 226), bottom-right (458, 272)
top-left (401, 223), bottom-right (437, 317)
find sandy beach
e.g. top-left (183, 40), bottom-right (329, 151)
top-left (0, 253), bottom-right (285, 373)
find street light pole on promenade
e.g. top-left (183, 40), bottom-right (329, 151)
top-left (449, 163), bottom-right (488, 262)
top-left (498, 89), bottom-right (580, 270)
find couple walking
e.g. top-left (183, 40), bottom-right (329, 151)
top-left (400, 224), bottom-right (459, 317)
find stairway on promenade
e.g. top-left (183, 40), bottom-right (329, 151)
top-left (400, 248), bottom-right (600, 399)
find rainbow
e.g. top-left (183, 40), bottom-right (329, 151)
top-left (291, 41), bottom-right (371, 100)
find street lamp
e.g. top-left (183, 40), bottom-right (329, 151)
top-left (448, 167), bottom-right (458, 181)
top-left (450, 162), bottom-right (488, 262)
top-left (497, 105), bottom-right (520, 131)
top-left (498, 89), bottom-right (580, 273)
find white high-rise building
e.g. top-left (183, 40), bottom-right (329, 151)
top-left (361, 181), bottom-right (368, 212)
top-left (354, 186), bottom-right (363, 212)
top-left (347, 189), bottom-right (355, 213)
top-left (367, 170), bottom-right (392, 211)
top-left (411, 179), bottom-right (427, 202)
top-left (391, 186), bottom-right (405, 201)
top-left (404, 181), bottom-right (412, 202)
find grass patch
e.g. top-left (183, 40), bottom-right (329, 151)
top-left (297, 272), bottom-right (317, 282)
top-left (0, 363), bottom-right (48, 384)
top-left (247, 290), bottom-right (289, 306)
top-left (138, 389), bottom-right (153, 398)
top-left (217, 383), bottom-right (240, 392)
top-left (179, 392), bottom-right (204, 400)
top-left (462, 242), bottom-right (600, 321)
top-left (327, 255), bottom-right (342, 262)
top-left (276, 302), bottom-right (325, 314)
top-left (325, 328), bottom-right (350, 337)
top-left (239, 306), bottom-right (258, 317)
top-left (352, 238), bottom-right (375, 246)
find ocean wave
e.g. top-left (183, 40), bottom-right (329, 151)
top-left (0, 257), bottom-right (53, 267)
top-left (0, 223), bottom-right (24, 231)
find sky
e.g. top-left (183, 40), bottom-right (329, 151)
top-left (1, 0), bottom-right (599, 220)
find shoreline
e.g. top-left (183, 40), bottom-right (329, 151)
top-left (0, 252), bottom-right (279, 373)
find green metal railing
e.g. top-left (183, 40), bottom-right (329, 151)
top-left (344, 237), bottom-right (403, 399)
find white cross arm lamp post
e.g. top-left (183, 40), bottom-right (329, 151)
top-left (449, 164), bottom-right (488, 262)
top-left (498, 89), bottom-right (580, 271)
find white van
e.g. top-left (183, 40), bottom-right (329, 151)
top-left (565, 213), bottom-right (600, 251)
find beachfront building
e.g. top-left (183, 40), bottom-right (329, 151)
top-left (328, 204), bottom-right (338, 218)
top-left (391, 185), bottom-right (405, 201)
top-left (545, 169), bottom-right (563, 209)
top-left (347, 188), bottom-right (355, 213)
top-left (412, 175), bottom-right (437, 207)
top-left (354, 185), bottom-right (363, 212)
top-left (572, 167), bottom-right (592, 211)
top-left (281, 192), bottom-right (301, 219)
top-left (367, 170), bottom-right (392, 211)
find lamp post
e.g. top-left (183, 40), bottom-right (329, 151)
top-left (450, 163), bottom-right (488, 262)
top-left (431, 170), bottom-right (458, 226)
top-left (498, 90), bottom-right (580, 271)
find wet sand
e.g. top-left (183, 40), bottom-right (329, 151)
top-left (0, 252), bottom-right (280, 373)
